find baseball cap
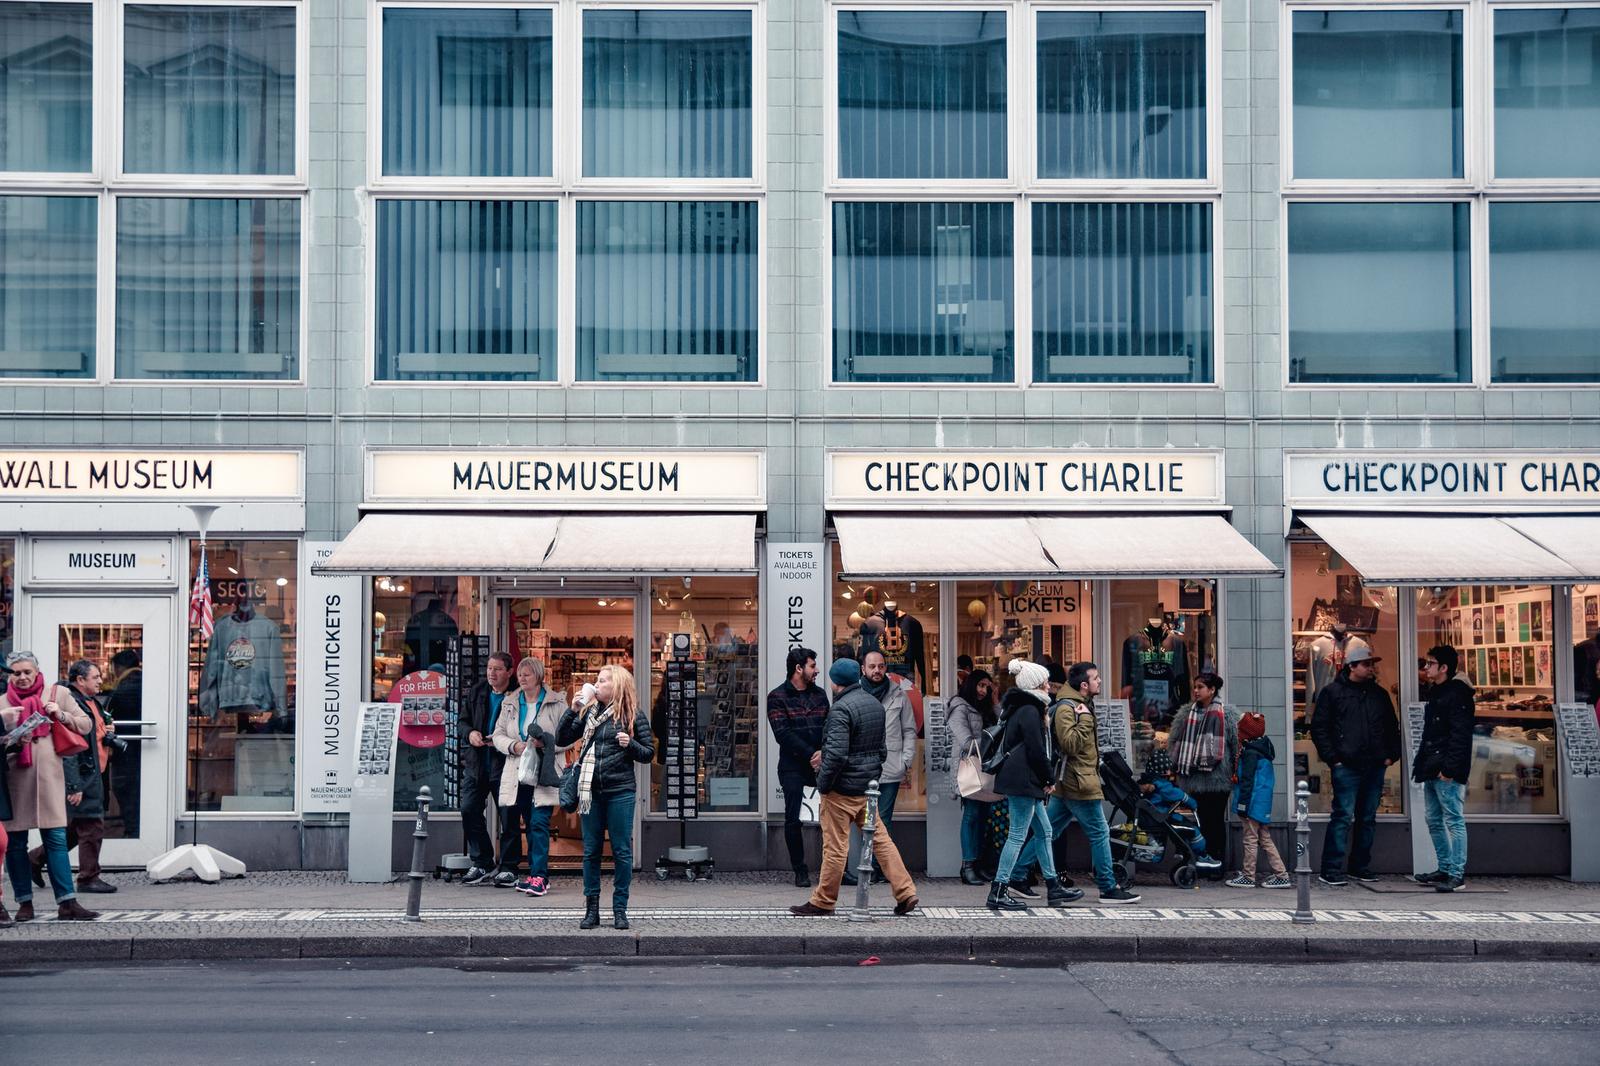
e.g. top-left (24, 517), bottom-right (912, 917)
top-left (1345, 644), bottom-right (1382, 666)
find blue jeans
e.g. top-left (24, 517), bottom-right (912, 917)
top-left (1423, 778), bottom-right (1468, 880)
top-left (580, 789), bottom-right (635, 910)
top-left (1021, 796), bottom-right (1117, 892)
top-left (498, 784), bottom-right (553, 879)
top-left (6, 827), bottom-right (76, 904)
top-left (996, 797), bottom-right (1057, 885)
top-left (1322, 763), bottom-right (1387, 876)
top-left (959, 798), bottom-right (991, 863)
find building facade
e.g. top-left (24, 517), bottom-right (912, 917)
top-left (2, 0), bottom-right (1598, 878)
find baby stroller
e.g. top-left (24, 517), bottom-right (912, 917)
top-left (1099, 749), bottom-right (1201, 890)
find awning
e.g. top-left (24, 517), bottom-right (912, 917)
top-left (1301, 514), bottom-right (1582, 585)
top-left (1032, 515), bottom-right (1279, 578)
top-left (1500, 516), bottom-right (1600, 581)
top-left (834, 516), bottom-right (1056, 578)
top-left (312, 513), bottom-right (756, 575)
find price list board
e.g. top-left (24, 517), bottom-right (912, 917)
top-left (663, 659), bottom-right (699, 820)
top-left (348, 703), bottom-right (401, 883)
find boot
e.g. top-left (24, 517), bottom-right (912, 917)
top-left (959, 862), bottom-right (985, 886)
top-left (613, 907), bottom-right (630, 931)
top-left (0, 902), bottom-right (12, 928)
top-left (14, 901), bottom-right (35, 923)
top-left (1046, 882), bottom-right (1084, 907)
top-left (579, 896), bottom-right (601, 930)
top-left (57, 899), bottom-right (99, 922)
top-left (986, 880), bottom-right (1027, 912)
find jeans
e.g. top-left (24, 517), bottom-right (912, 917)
top-left (1423, 778), bottom-right (1468, 880)
top-left (1322, 763), bottom-right (1387, 876)
top-left (960, 798), bottom-right (991, 863)
top-left (778, 768), bottom-right (811, 872)
top-left (497, 783), bottom-right (552, 878)
top-left (6, 827), bottom-right (76, 904)
top-left (996, 797), bottom-right (1057, 885)
top-left (1037, 797), bottom-right (1117, 892)
top-left (580, 789), bottom-right (635, 910)
top-left (460, 771), bottom-right (498, 869)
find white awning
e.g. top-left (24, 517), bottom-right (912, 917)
top-left (1031, 515), bottom-right (1279, 578)
top-left (834, 515), bottom-right (1055, 578)
top-left (1501, 516), bottom-right (1600, 581)
top-left (1302, 514), bottom-right (1582, 585)
top-left (312, 513), bottom-right (755, 575)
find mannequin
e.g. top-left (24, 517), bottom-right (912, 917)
top-left (199, 595), bottom-right (288, 726)
top-left (860, 599), bottom-right (927, 691)
top-left (404, 595), bottom-right (459, 674)
top-left (1122, 617), bottom-right (1190, 724)
top-left (1306, 622), bottom-right (1369, 708)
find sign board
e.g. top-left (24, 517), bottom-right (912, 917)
top-left (763, 543), bottom-right (827, 822)
top-left (29, 539), bottom-right (174, 585)
top-left (298, 542), bottom-right (364, 813)
top-left (1097, 699), bottom-right (1133, 765)
top-left (1557, 703), bottom-right (1600, 779)
top-left (826, 450), bottom-right (1224, 510)
top-left (366, 449), bottom-right (766, 510)
top-left (1403, 702), bottom-right (1435, 876)
top-left (1558, 704), bottom-right (1600, 883)
top-left (0, 450), bottom-right (302, 501)
top-left (922, 696), bottom-right (961, 876)
top-left (348, 703), bottom-right (401, 883)
top-left (1287, 452), bottom-right (1600, 508)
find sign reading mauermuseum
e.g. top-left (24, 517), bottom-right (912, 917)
top-left (0, 451), bottom-right (302, 500)
top-left (1287, 452), bottom-right (1600, 508)
top-left (826, 451), bottom-right (1224, 510)
top-left (367, 449), bottom-right (766, 510)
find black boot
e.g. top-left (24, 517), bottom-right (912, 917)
top-left (580, 896), bottom-right (601, 930)
top-left (960, 862), bottom-right (985, 886)
top-left (613, 907), bottom-right (630, 931)
top-left (1046, 882), bottom-right (1084, 907)
top-left (986, 880), bottom-right (1027, 912)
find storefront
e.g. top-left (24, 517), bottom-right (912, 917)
top-left (1285, 451), bottom-right (1600, 877)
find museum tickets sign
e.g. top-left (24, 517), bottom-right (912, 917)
top-left (0, 450), bottom-right (302, 500)
top-left (826, 451), bottom-right (1224, 510)
top-left (365, 449), bottom-right (766, 509)
top-left (1287, 452), bottom-right (1600, 508)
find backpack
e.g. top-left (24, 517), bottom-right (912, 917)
top-left (979, 705), bottom-right (1014, 774)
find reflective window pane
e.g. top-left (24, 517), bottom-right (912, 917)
top-left (124, 5), bottom-right (296, 175)
top-left (1495, 8), bottom-right (1600, 178)
top-left (833, 201), bottom-right (1014, 383)
top-left (1112, 580), bottom-right (1217, 775)
top-left (837, 10), bottom-right (1007, 180)
top-left (1037, 11), bottom-right (1206, 181)
top-left (584, 9), bottom-right (752, 179)
top-left (115, 197), bottom-right (301, 380)
top-left (576, 200), bottom-right (758, 383)
top-left (1573, 588), bottom-right (1600, 707)
top-left (1288, 202), bottom-right (1470, 384)
top-left (382, 8), bottom-right (553, 178)
top-left (0, 2), bottom-right (93, 172)
top-left (1491, 202), bottom-right (1600, 383)
top-left (1292, 10), bottom-right (1463, 180)
top-left (55, 624), bottom-right (144, 839)
top-left (0, 195), bottom-right (96, 379)
top-left (375, 199), bottom-right (557, 383)
top-left (1033, 201), bottom-right (1212, 384)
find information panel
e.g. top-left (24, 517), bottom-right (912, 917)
top-left (348, 703), bottom-right (400, 883)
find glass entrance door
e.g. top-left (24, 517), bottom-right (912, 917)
top-left (30, 597), bottom-right (175, 867)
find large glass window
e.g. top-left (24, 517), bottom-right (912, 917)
top-left (833, 200), bottom-right (1014, 383)
top-left (1110, 579), bottom-right (1218, 773)
top-left (1490, 201), bottom-right (1600, 383)
top-left (1494, 8), bottom-right (1600, 179)
top-left (123, 4), bottom-right (296, 175)
top-left (187, 539), bottom-right (297, 812)
top-left (1033, 200), bottom-right (1212, 384)
top-left (1417, 585), bottom-right (1559, 815)
top-left (115, 196), bottom-right (300, 380)
top-left (382, 8), bottom-right (552, 179)
top-left (0, 2), bottom-right (93, 173)
top-left (0, 194), bottom-right (96, 379)
top-left (375, 198), bottom-right (557, 382)
top-left (1574, 585), bottom-right (1600, 708)
top-left (956, 578), bottom-right (1093, 689)
top-left (1288, 202), bottom-right (1471, 384)
top-left (583, 9), bottom-right (752, 179)
top-left (1036, 10), bottom-right (1206, 181)
top-left (837, 10), bottom-right (1007, 181)
top-left (575, 200), bottom-right (758, 382)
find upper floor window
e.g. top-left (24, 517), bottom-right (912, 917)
top-left (0, 2), bottom-right (94, 174)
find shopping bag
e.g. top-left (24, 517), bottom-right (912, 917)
top-left (956, 739), bottom-right (1001, 801)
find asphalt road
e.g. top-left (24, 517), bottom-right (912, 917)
top-left (3, 959), bottom-right (1596, 1065)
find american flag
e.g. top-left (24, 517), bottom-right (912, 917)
top-left (189, 544), bottom-right (214, 639)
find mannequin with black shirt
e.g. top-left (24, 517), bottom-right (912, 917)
top-left (860, 600), bottom-right (927, 692)
top-left (1122, 618), bottom-right (1189, 724)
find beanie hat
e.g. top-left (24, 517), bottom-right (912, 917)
top-left (829, 658), bottom-right (861, 687)
top-left (1238, 711), bottom-right (1266, 743)
top-left (1143, 748), bottom-right (1173, 779)
top-left (1046, 662), bottom-right (1068, 687)
top-left (1008, 658), bottom-right (1050, 698)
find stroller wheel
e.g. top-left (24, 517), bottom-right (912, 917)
top-left (1114, 863), bottom-right (1135, 891)
top-left (1170, 864), bottom-right (1198, 890)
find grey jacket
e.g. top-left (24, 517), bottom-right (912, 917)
top-left (879, 679), bottom-right (918, 785)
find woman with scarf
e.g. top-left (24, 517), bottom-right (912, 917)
top-left (1166, 671), bottom-right (1239, 878)
top-left (2, 651), bottom-right (98, 922)
top-left (556, 664), bottom-right (653, 930)
top-left (946, 668), bottom-right (996, 886)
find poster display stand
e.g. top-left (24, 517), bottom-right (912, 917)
top-left (348, 702), bottom-right (401, 883)
top-left (656, 635), bottom-right (713, 881)
top-left (1557, 703), bottom-right (1600, 882)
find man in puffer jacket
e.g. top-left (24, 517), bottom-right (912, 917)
top-left (1413, 645), bottom-right (1475, 892)
top-left (790, 659), bottom-right (918, 917)
top-left (1310, 644), bottom-right (1401, 886)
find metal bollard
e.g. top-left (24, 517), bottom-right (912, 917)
top-left (405, 786), bottom-right (431, 923)
top-left (1292, 779), bottom-right (1315, 925)
top-left (848, 780), bottom-right (880, 923)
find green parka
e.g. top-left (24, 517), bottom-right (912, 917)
top-left (1052, 691), bottom-right (1103, 801)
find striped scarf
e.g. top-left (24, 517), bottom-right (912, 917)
top-left (1172, 701), bottom-right (1226, 776)
top-left (576, 705), bottom-right (615, 815)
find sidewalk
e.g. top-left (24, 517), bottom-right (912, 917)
top-left (5, 870), bottom-right (1598, 966)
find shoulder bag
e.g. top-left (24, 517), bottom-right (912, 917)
top-left (49, 686), bottom-right (89, 757)
top-left (956, 739), bottom-right (1001, 802)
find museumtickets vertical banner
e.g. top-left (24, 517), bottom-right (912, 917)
top-left (299, 542), bottom-right (363, 813)
top-left (763, 543), bottom-right (827, 820)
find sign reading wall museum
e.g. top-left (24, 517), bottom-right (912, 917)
top-left (826, 451), bottom-right (1224, 510)
top-left (367, 449), bottom-right (766, 510)
top-left (1287, 452), bottom-right (1600, 507)
top-left (0, 451), bottom-right (302, 500)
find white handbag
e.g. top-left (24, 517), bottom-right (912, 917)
top-left (517, 740), bottom-right (540, 786)
top-left (956, 739), bottom-right (1001, 802)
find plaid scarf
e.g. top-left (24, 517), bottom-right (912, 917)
top-left (576, 705), bottom-right (616, 815)
top-left (1172, 701), bottom-right (1226, 776)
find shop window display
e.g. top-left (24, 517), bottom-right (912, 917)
top-left (1418, 585), bottom-right (1559, 816)
top-left (1110, 579), bottom-right (1217, 773)
top-left (186, 539), bottom-right (297, 812)
top-left (956, 579), bottom-right (1092, 693)
top-left (1289, 539), bottom-right (1404, 815)
top-left (1574, 587), bottom-right (1600, 711)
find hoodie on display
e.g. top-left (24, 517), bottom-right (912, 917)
top-left (199, 607), bottom-right (287, 717)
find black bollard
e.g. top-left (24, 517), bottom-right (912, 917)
top-left (405, 786), bottom-right (431, 923)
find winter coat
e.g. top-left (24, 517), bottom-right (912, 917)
top-left (492, 685), bottom-right (571, 809)
top-left (1169, 700), bottom-right (1242, 796)
top-left (878, 679), bottom-right (918, 785)
top-left (1310, 669), bottom-right (1402, 771)
top-left (62, 686), bottom-right (107, 820)
top-left (993, 689), bottom-right (1053, 800)
top-left (1052, 691), bottom-right (1104, 801)
top-left (2, 683), bottom-right (93, 831)
top-left (458, 679), bottom-right (510, 787)
top-left (556, 702), bottom-right (654, 796)
top-left (1233, 735), bottom-right (1277, 824)
top-left (1413, 673), bottom-right (1475, 785)
top-left (198, 609), bottom-right (287, 716)
top-left (766, 679), bottom-right (830, 782)
top-left (815, 683), bottom-right (886, 797)
top-left (1144, 778), bottom-right (1198, 818)
top-left (946, 694), bottom-right (988, 800)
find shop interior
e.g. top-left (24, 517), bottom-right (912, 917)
top-left (56, 622), bottom-right (145, 839)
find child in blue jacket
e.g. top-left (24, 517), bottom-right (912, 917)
top-left (1227, 712), bottom-right (1290, 888)
top-left (1138, 748), bottom-right (1221, 868)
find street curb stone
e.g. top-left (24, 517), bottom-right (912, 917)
top-left (298, 934), bottom-right (471, 958)
top-left (132, 935), bottom-right (300, 961)
top-left (1306, 936), bottom-right (1478, 959)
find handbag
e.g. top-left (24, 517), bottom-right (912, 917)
top-left (557, 759), bottom-right (583, 813)
top-left (517, 741), bottom-right (540, 787)
top-left (956, 739), bottom-right (1000, 802)
top-left (51, 718), bottom-right (89, 758)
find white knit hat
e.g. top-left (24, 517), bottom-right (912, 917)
top-left (1008, 658), bottom-right (1050, 698)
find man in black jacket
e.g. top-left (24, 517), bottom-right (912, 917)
top-left (1413, 645), bottom-right (1475, 892)
top-left (458, 652), bottom-right (514, 884)
top-left (790, 659), bottom-right (917, 917)
top-left (1311, 644), bottom-right (1402, 886)
top-left (767, 646), bottom-right (828, 888)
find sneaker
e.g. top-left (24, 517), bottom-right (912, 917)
top-left (1318, 873), bottom-right (1348, 888)
top-left (526, 875), bottom-right (549, 897)
top-left (1261, 875), bottom-right (1293, 889)
top-left (1098, 887), bottom-right (1142, 905)
top-left (1349, 870), bottom-right (1380, 883)
top-left (514, 877), bottom-right (537, 895)
top-left (491, 870), bottom-right (518, 888)
top-left (1412, 870), bottom-right (1446, 885)
top-left (1007, 880), bottom-right (1040, 900)
top-left (1224, 874), bottom-right (1257, 888)
top-left (1435, 876), bottom-right (1465, 893)
top-left (1195, 855), bottom-right (1223, 870)
top-left (462, 866), bottom-right (493, 886)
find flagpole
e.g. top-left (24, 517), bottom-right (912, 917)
top-left (188, 506), bottom-right (217, 851)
